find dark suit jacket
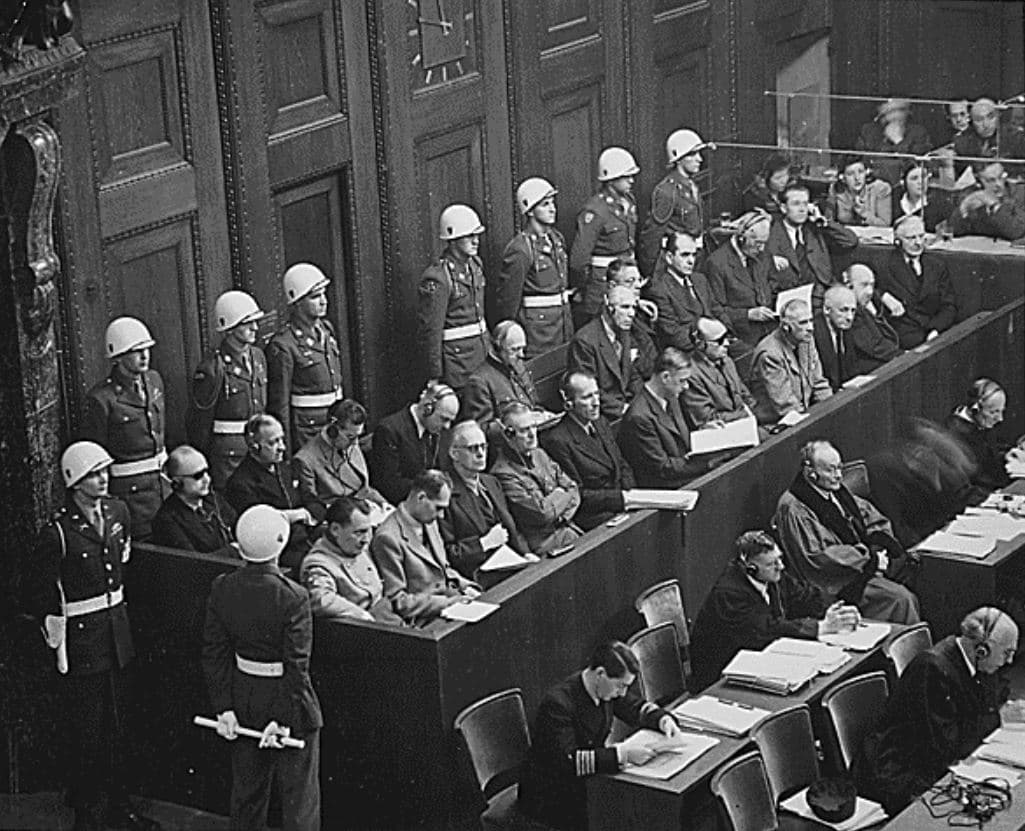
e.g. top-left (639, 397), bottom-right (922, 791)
top-left (438, 471), bottom-right (528, 578)
top-left (812, 314), bottom-right (855, 391)
top-left (619, 387), bottom-right (708, 488)
top-left (877, 250), bottom-right (957, 349)
top-left (151, 492), bottom-right (238, 556)
top-left (645, 270), bottom-right (725, 352)
top-left (706, 241), bottom-right (777, 350)
top-left (223, 455), bottom-right (309, 567)
top-left (683, 351), bottom-right (755, 426)
top-left (849, 300), bottom-right (901, 374)
top-left (690, 562), bottom-right (828, 690)
top-left (371, 407), bottom-right (438, 505)
top-left (568, 317), bottom-right (642, 421)
top-left (542, 415), bottom-right (635, 530)
top-left (765, 218), bottom-right (858, 304)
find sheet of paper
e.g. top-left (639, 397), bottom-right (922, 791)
top-left (479, 544), bottom-right (530, 572)
top-left (976, 740), bottom-right (1025, 770)
top-left (951, 758), bottom-right (1022, 786)
top-left (533, 409), bottom-right (564, 430)
top-left (781, 788), bottom-right (888, 831)
top-left (440, 600), bottom-right (500, 623)
top-left (916, 531), bottom-right (996, 559)
top-left (981, 493), bottom-right (1025, 512)
top-left (947, 513), bottom-right (1025, 541)
top-left (673, 696), bottom-right (770, 737)
top-left (847, 226), bottom-right (894, 246)
top-left (775, 283), bottom-right (813, 316)
top-left (366, 502), bottom-right (395, 527)
top-left (953, 165), bottom-right (977, 190)
top-left (1007, 459), bottom-right (1025, 479)
top-left (690, 415), bottom-right (760, 454)
top-left (624, 489), bottom-right (699, 512)
top-left (841, 375), bottom-right (876, 390)
top-left (721, 649), bottom-right (819, 692)
top-left (764, 638), bottom-right (850, 673)
top-left (778, 409), bottom-right (808, 427)
top-left (618, 728), bottom-right (719, 780)
top-left (819, 621), bottom-right (891, 652)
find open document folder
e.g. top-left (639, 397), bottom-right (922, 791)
top-left (672, 696), bottom-right (770, 737)
top-left (623, 489), bottom-right (699, 512)
top-left (690, 415), bottom-right (759, 455)
top-left (479, 545), bottom-right (530, 572)
top-left (915, 530), bottom-right (996, 559)
top-left (618, 728), bottom-right (719, 780)
top-left (819, 621), bottom-right (890, 651)
top-left (763, 638), bottom-right (850, 673)
top-left (721, 649), bottom-right (819, 694)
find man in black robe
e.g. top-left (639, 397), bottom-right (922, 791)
top-left (856, 607), bottom-right (1018, 815)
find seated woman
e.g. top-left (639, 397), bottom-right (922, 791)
top-left (890, 160), bottom-right (949, 233)
top-left (742, 152), bottom-right (795, 217)
top-left (827, 155), bottom-right (891, 227)
top-left (293, 398), bottom-right (391, 522)
top-left (946, 378), bottom-right (1021, 494)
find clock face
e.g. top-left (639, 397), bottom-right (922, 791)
top-left (407, 0), bottom-right (477, 90)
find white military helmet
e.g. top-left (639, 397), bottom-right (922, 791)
top-left (516, 177), bottom-right (558, 215)
top-left (666, 129), bottom-right (707, 165)
top-left (283, 263), bottom-right (330, 305)
top-left (598, 147), bottom-right (640, 182)
top-left (105, 317), bottom-right (156, 359)
top-left (213, 290), bottom-right (265, 333)
top-left (438, 204), bottom-right (485, 240)
top-left (61, 441), bottom-right (113, 488)
top-left (236, 504), bottom-right (291, 563)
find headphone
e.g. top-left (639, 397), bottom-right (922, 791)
top-left (935, 777), bottom-right (1012, 823)
top-left (967, 378), bottom-right (1002, 413)
top-left (735, 208), bottom-right (770, 239)
top-left (499, 400), bottom-right (531, 439)
top-left (741, 556), bottom-right (760, 578)
top-left (420, 382), bottom-right (456, 416)
top-left (975, 608), bottom-right (1006, 659)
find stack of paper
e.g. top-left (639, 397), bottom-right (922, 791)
top-left (479, 544), bottom-right (531, 572)
top-left (947, 513), bottom-right (1025, 541)
top-left (780, 789), bottom-right (887, 831)
top-left (440, 600), bottom-right (499, 623)
top-left (1008, 458), bottom-right (1025, 479)
top-left (978, 727), bottom-right (1025, 769)
top-left (981, 493), bottom-right (1025, 512)
top-left (775, 283), bottom-right (813, 316)
top-left (690, 415), bottom-right (759, 455)
top-left (721, 650), bottom-right (819, 694)
top-left (624, 489), bottom-right (700, 512)
top-left (618, 728), bottom-right (719, 780)
top-left (778, 410), bottom-right (808, 427)
top-left (951, 759), bottom-right (1022, 787)
top-left (672, 696), bottom-right (770, 737)
top-left (820, 622), bottom-right (891, 652)
top-left (763, 638), bottom-right (850, 674)
top-left (916, 531), bottom-right (996, 559)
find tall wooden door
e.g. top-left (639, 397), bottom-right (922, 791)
top-left (375, 0), bottom-right (514, 395)
top-left (57, 1), bottom-right (231, 444)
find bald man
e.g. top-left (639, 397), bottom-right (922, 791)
top-left (950, 162), bottom-right (1025, 241)
top-left (151, 445), bottom-right (238, 556)
top-left (844, 264), bottom-right (900, 374)
top-left (683, 318), bottom-right (756, 427)
top-left (813, 285), bottom-right (857, 391)
top-left (857, 607), bottom-right (1019, 814)
top-left (462, 321), bottom-right (539, 442)
top-left (953, 98), bottom-right (1025, 175)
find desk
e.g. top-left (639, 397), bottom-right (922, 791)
top-left (586, 634), bottom-right (897, 831)
top-left (914, 480), bottom-right (1025, 638)
top-left (883, 776), bottom-right (1025, 831)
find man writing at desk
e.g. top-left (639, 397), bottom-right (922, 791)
top-left (519, 641), bottom-right (679, 831)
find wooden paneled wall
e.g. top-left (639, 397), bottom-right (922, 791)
top-left (52, 0), bottom-right (1024, 435)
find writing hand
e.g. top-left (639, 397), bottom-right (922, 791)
top-left (623, 745), bottom-right (656, 766)
top-left (660, 715), bottom-right (680, 738)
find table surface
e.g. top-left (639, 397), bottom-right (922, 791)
top-left (914, 480), bottom-right (1025, 567)
top-left (883, 776), bottom-right (1025, 830)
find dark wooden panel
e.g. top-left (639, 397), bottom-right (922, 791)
top-left (656, 50), bottom-right (709, 149)
top-left (540, 0), bottom-right (600, 51)
top-left (548, 85), bottom-right (603, 242)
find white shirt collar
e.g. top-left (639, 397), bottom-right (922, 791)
top-left (601, 315), bottom-right (619, 346)
top-left (730, 236), bottom-right (747, 266)
top-left (409, 404), bottom-right (426, 439)
top-left (956, 638), bottom-right (977, 677)
top-left (783, 220), bottom-right (804, 248)
top-left (644, 381), bottom-right (668, 411)
top-left (746, 574), bottom-right (770, 605)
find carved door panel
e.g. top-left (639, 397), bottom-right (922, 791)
top-left (57, 1), bottom-right (230, 444)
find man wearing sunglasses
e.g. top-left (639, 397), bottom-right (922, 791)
top-left (151, 445), bottom-right (238, 556)
top-left (682, 317), bottom-right (757, 428)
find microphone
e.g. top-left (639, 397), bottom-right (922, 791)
top-left (997, 94), bottom-right (1025, 109)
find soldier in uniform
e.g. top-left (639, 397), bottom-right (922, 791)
top-left (493, 177), bottom-right (573, 359)
top-left (188, 290), bottom-right (268, 489)
top-left (417, 203), bottom-right (490, 389)
top-left (202, 504), bottom-right (323, 831)
top-left (81, 317), bottom-right (167, 540)
top-left (26, 442), bottom-right (157, 831)
top-left (569, 147), bottom-right (640, 326)
top-left (267, 263), bottom-right (343, 454)
top-left (637, 128), bottom-right (709, 279)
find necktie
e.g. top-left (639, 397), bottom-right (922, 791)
top-left (795, 233), bottom-right (810, 279)
top-left (834, 330), bottom-right (845, 382)
top-left (133, 376), bottom-right (145, 399)
top-left (612, 335), bottom-right (623, 361)
top-left (684, 278), bottom-right (699, 306)
top-left (426, 432), bottom-right (438, 466)
top-left (422, 525), bottom-right (435, 558)
top-left (92, 507), bottom-right (104, 536)
top-left (910, 257), bottom-right (922, 277)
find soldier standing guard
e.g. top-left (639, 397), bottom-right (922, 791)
top-left (638, 128), bottom-right (709, 279)
top-left (202, 504), bottom-right (323, 831)
top-left (188, 291), bottom-right (268, 489)
top-left (27, 442), bottom-right (158, 831)
top-left (81, 317), bottom-right (167, 540)
top-left (569, 147), bottom-right (640, 326)
top-left (493, 177), bottom-right (573, 359)
top-left (417, 203), bottom-right (490, 389)
top-left (267, 263), bottom-right (343, 454)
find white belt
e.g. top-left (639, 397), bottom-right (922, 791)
top-left (290, 389), bottom-right (342, 408)
top-left (442, 320), bottom-right (487, 342)
top-left (110, 449), bottom-right (167, 478)
top-left (589, 255), bottom-right (618, 268)
top-left (212, 419), bottom-right (247, 435)
top-left (235, 654), bottom-right (284, 677)
top-left (66, 587), bottom-right (123, 618)
top-left (522, 291), bottom-right (573, 309)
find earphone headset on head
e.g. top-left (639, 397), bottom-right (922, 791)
top-left (968, 378), bottom-right (1002, 413)
top-left (498, 400), bottom-right (530, 439)
top-left (421, 382), bottom-right (456, 416)
top-left (735, 208), bottom-right (769, 238)
top-left (741, 556), bottom-right (760, 578)
top-left (975, 608), bottom-right (1005, 658)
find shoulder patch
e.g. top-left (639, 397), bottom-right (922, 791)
top-left (420, 279), bottom-right (440, 295)
top-left (583, 211), bottom-right (595, 224)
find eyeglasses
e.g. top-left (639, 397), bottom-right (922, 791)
top-left (180, 468), bottom-right (209, 481)
top-left (706, 333), bottom-right (731, 345)
top-left (455, 443), bottom-right (488, 454)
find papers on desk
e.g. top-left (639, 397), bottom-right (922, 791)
top-left (916, 530), bottom-right (996, 559)
top-left (981, 493), bottom-right (1025, 513)
top-left (778, 410), bottom-right (809, 427)
top-left (624, 489), bottom-right (700, 512)
top-left (690, 415), bottom-right (759, 454)
top-left (673, 696), bottom-right (770, 737)
top-left (440, 600), bottom-right (499, 623)
top-left (763, 638), bottom-right (851, 674)
top-left (847, 225), bottom-right (894, 245)
top-left (366, 501), bottom-right (395, 527)
top-left (841, 374), bottom-right (876, 390)
top-left (820, 622), bottom-right (891, 652)
top-left (1008, 458), bottom-right (1025, 479)
top-left (618, 728), bottom-right (719, 780)
top-left (781, 789), bottom-right (887, 831)
top-left (721, 649), bottom-right (819, 694)
top-left (950, 759), bottom-right (1022, 787)
top-left (775, 283), bottom-right (813, 316)
top-left (947, 512), bottom-right (1025, 541)
top-left (479, 545), bottom-right (530, 572)
top-left (978, 727), bottom-right (1025, 770)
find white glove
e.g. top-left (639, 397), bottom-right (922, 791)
top-left (216, 710), bottom-right (239, 741)
top-left (259, 720), bottom-right (290, 749)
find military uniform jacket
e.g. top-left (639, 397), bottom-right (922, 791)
top-left (462, 354), bottom-right (537, 437)
top-left (495, 229), bottom-right (573, 358)
top-left (749, 329), bottom-right (833, 424)
top-left (293, 432), bottom-right (386, 520)
top-left (490, 447), bottom-right (582, 552)
top-left (188, 342), bottom-right (267, 450)
top-left (417, 251), bottom-right (489, 388)
top-left (27, 496), bottom-right (135, 676)
top-left (683, 351), bottom-right (755, 426)
top-left (518, 672), bottom-right (669, 831)
top-left (637, 168), bottom-right (704, 277)
top-left (202, 562), bottom-right (323, 736)
top-left (266, 317), bottom-right (342, 452)
top-left (569, 191), bottom-right (637, 286)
